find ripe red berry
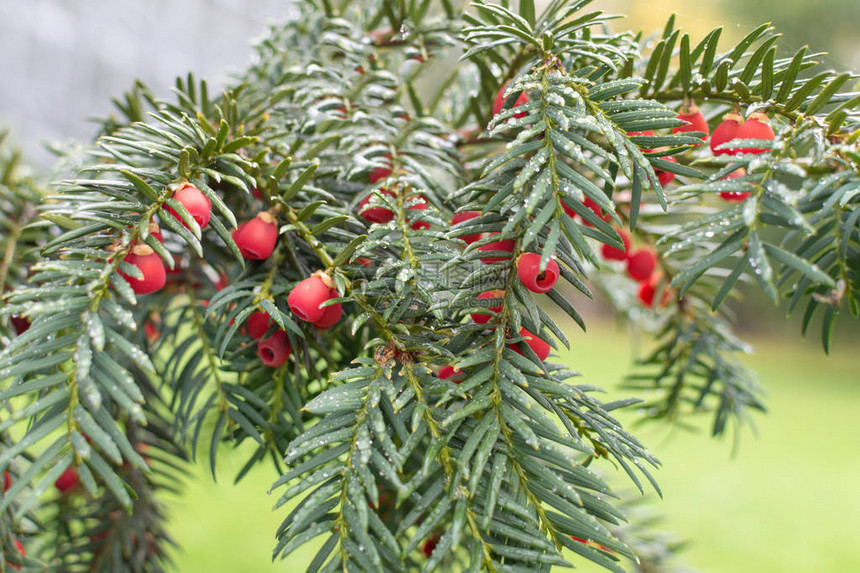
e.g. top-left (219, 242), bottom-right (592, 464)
top-left (627, 130), bottom-right (655, 137)
top-left (167, 183), bottom-right (211, 229)
top-left (719, 168), bottom-right (751, 202)
top-left (233, 212), bottom-right (279, 260)
top-left (492, 81), bottom-right (529, 118)
top-left (288, 272), bottom-right (338, 323)
top-left (451, 210), bottom-right (483, 244)
top-left (626, 249), bottom-right (658, 282)
top-left (477, 235), bottom-right (515, 264)
top-left (580, 196), bottom-right (612, 227)
top-left (601, 229), bottom-right (632, 261)
top-left (561, 201), bottom-right (576, 218)
top-left (511, 327), bottom-right (551, 361)
top-left (439, 365), bottom-right (464, 383)
top-left (673, 104), bottom-right (709, 139)
top-left (710, 113), bottom-right (743, 156)
top-left (247, 310), bottom-right (273, 339)
top-left (470, 290), bottom-right (504, 324)
top-left (638, 278), bottom-right (658, 307)
top-left (517, 253), bottom-right (560, 294)
top-left (369, 154), bottom-right (392, 183)
top-left (119, 245), bottom-right (166, 295)
top-left (736, 112), bottom-right (775, 154)
top-left (313, 301), bottom-right (343, 330)
top-left (638, 276), bottom-right (673, 308)
top-left (422, 534), bottom-right (440, 558)
top-left (55, 467), bottom-right (80, 494)
top-left (655, 156), bottom-right (677, 186)
top-left (257, 330), bottom-right (292, 367)
top-left (408, 197), bottom-right (431, 230)
top-left (359, 189), bottom-right (396, 224)
top-left (3, 470), bottom-right (10, 493)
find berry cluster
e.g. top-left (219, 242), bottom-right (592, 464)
top-left (465, 253), bottom-right (557, 363)
top-left (633, 103), bottom-right (774, 203)
top-left (105, 180), bottom-right (345, 371)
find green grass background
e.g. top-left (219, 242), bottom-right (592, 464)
top-left (165, 319), bottom-right (860, 572)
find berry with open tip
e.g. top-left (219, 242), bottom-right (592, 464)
top-left (517, 253), bottom-right (560, 293)
top-left (257, 330), bottom-right (292, 367)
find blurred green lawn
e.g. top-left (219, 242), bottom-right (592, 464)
top-left (165, 320), bottom-right (860, 572)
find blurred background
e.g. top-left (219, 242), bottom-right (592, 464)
top-left (1, 0), bottom-right (859, 571)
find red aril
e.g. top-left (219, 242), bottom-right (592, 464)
top-left (710, 113), bottom-right (743, 156)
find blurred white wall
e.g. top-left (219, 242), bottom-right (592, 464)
top-left (0, 0), bottom-right (296, 167)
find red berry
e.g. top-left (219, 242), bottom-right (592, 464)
top-left (736, 112), bottom-right (775, 154)
top-left (517, 253), bottom-right (560, 294)
top-left (477, 236), bottom-right (515, 264)
top-left (313, 301), bottom-right (343, 330)
top-left (710, 113), bottom-right (743, 156)
top-left (247, 310), bottom-right (273, 339)
top-left (601, 229), bottom-right (632, 261)
top-left (257, 330), bottom-right (292, 367)
top-left (638, 277), bottom-right (673, 308)
top-left (354, 257), bottom-right (371, 267)
top-left (626, 249), bottom-right (657, 282)
top-left (471, 290), bottom-right (504, 324)
top-left (673, 104), bottom-right (709, 139)
top-left (451, 210), bottom-right (483, 244)
top-left (439, 365), bottom-right (464, 383)
top-left (408, 197), bottom-right (431, 230)
top-left (492, 81), bottom-right (529, 118)
top-left (253, 187), bottom-right (263, 200)
top-left (119, 245), bottom-right (166, 295)
top-left (561, 201), bottom-right (576, 218)
top-left (581, 197), bottom-right (612, 227)
top-left (288, 272), bottom-right (338, 323)
top-left (214, 271), bottom-right (229, 291)
top-left (55, 467), bottom-right (80, 494)
top-left (167, 183), bottom-right (211, 229)
top-left (359, 189), bottom-right (396, 224)
top-left (3, 470), bottom-right (10, 493)
top-left (654, 156), bottom-right (677, 186)
top-left (369, 154), bottom-right (392, 184)
top-left (627, 130), bottom-right (655, 137)
top-left (422, 534), bottom-right (440, 558)
top-left (233, 212), bottom-right (279, 260)
top-left (719, 168), bottom-right (751, 202)
top-left (511, 327), bottom-right (551, 361)
top-left (10, 315), bottom-right (30, 335)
